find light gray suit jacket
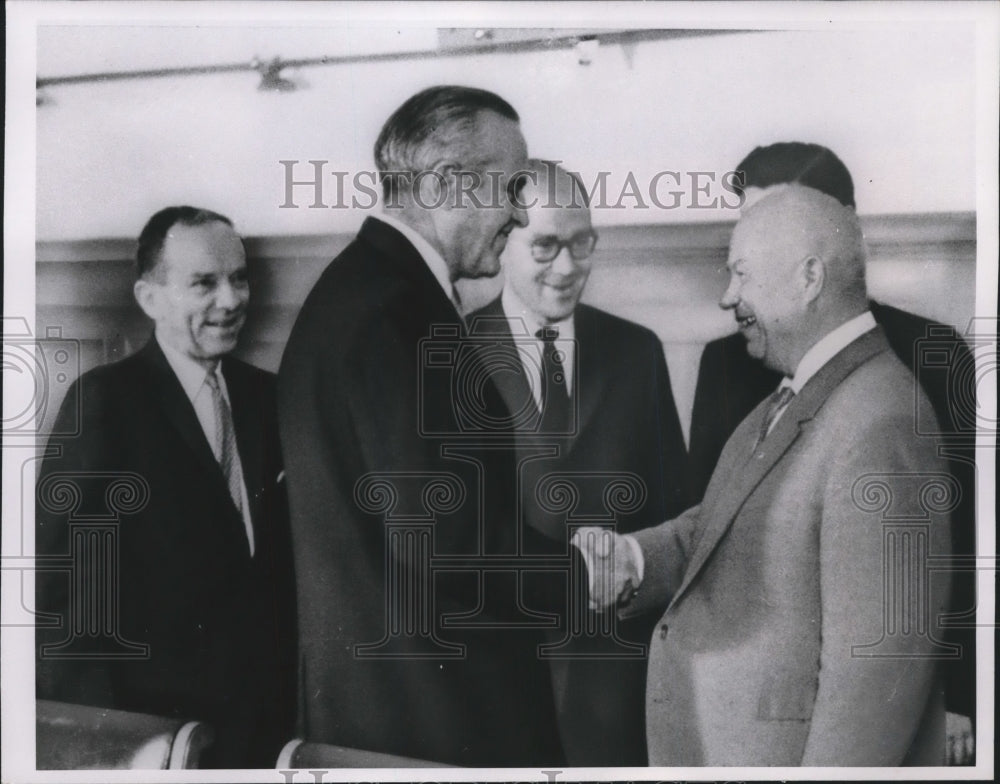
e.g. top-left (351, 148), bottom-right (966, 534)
top-left (623, 329), bottom-right (952, 766)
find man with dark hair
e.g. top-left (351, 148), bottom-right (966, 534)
top-left (689, 141), bottom-right (976, 762)
top-left (36, 206), bottom-right (296, 768)
top-left (279, 86), bottom-right (567, 766)
top-left (468, 160), bottom-right (689, 766)
top-left (731, 141), bottom-right (856, 208)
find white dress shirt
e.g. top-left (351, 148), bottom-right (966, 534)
top-left (500, 285), bottom-right (576, 410)
top-left (158, 335), bottom-right (254, 554)
top-left (766, 310), bottom-right (878, 435)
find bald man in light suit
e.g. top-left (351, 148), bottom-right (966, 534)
top-left (577, 185), bottom-right (952, 766)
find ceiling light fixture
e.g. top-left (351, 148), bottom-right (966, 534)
top-left (252, 56), bottom-right (298, 92)
top-left (574, 37), bottom-right (599, 66)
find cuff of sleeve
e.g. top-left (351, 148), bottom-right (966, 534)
top-left (569, 530), bottom-right (595, 596)
top-left (624, 533), bottom-right (644, 584)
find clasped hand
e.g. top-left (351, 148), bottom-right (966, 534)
top-left (570, 526), bottom-right (641, 611)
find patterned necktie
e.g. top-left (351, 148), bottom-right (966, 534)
top-left (756, 384), bottom-right (796, 448)
top-left (205, 370), bottom-right (254, 554)
top-left (536, 326), bottom-right (571, 434)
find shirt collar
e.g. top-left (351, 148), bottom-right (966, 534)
top-left (500, 284), bottom-right (576, 342)
top-left (156, 333), bottom-right (222, 403)
top-left (785, 311), bottom-right (878, 393)
top-left (376, 212), bottom-right (454, 302)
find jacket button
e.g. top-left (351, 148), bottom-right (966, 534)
top-left (659, 624), bottom-right (668, 640)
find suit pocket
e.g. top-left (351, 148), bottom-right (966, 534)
top-left (756, 670), bottom-right (817, 721)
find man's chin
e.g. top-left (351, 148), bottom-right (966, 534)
top-left (199, 337), bottom-right (239, 359)
top-left (465, 257), bottom-right (503, 279)
top-left (540, 306), bottom-right (575, 323)
top-left (743, 337), bottom-right (765, 361)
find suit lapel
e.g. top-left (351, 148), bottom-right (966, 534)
top-left (223, 359), bottom-right (264, 531)
top-left (668, 328), bottom-right (892, 608)
top-left (359, 217), bottom-right (463, 328)
top-left (572, 306), bottom-right (611, 440)
top-left (137, 339), bottom-right (221, 480)
top-left (469, 298), bottom-right (543, 431)
top-left (137, 339), bottom-right (252, 555)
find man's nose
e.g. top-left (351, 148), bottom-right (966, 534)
top-left (550, 246), bottom-right (577, 275)
top-left (510, 200), bottom-right (528, 228)
top-left (215, 280), bottom-right (246, 309)
top-left (719, 278), bottom-right (739, 310)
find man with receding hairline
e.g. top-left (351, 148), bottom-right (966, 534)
top-left (469, 160), bottom-right (690, 765)
top-left (279, 87), bottom-right (567, 766)
top-left (36, 206), bottom-right (296, 768)
top-left (576, 185), bottom-right (951, 765)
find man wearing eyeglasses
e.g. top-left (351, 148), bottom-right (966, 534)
top-left (468, 160), bottom-right (690, 766)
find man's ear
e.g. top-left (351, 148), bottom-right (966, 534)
top-left (418, 162), bottom-right (458, 212)
top-left (801, 256), bottom-right (825, 304)
top-left (133, 278), bottom-right (160, 321)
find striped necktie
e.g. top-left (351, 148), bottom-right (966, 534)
top-left (756, 384), bottom-right (795, 448)
top-left (205, 370), bottom-right (254, 555)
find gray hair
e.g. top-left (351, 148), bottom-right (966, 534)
top-left (374, 85), bottom-right (520, 200)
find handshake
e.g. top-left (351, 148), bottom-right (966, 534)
top-left (570, 527), bottom-right (644, 611)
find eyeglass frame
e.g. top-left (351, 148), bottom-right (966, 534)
top-left (529, 230), bottom-right (599, 263)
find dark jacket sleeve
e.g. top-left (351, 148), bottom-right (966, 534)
top-left (872, 302), bottom-right (978, 721)
top-left (35, 373), bottom-right (117, 706)
top-left (649, 330), bottom-right (691, 521)
top-left (688, 334), bottom-right (780, 502)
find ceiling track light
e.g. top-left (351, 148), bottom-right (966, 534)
top-left (574, 36), bottom-right (599, 66)
top-left (252, 56), bottom-right (298, 92)
top-left (34, 30), bottom-right (749, 98)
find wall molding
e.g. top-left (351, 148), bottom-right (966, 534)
top-left (36, 212), bottom-right (976, 263)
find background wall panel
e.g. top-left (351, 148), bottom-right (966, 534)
top-left (35, 211), bottom-right (976, 442)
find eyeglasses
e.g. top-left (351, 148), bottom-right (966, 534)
top-left (530, 231), bottom-right (599, 263)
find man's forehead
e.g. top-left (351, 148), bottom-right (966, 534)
top-left (524, 202), bottom-right (591, 237)
top-left (164, 220), bottom-right (236, 244)
top-left (161, 222), bottom-right (245, 270)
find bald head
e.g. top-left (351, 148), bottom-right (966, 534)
top-left (741, 184), bottom-right (867, 297)
top-left (502, 160), bottom-right (597, 323)
top-left (721, 184), bottom-right (869, 375)
top-left (517, 159), bottom-right (590, 210)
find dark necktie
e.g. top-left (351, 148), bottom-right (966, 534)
top-left (756, 384), bottom-right (795, 448)
top-left (450, 288), bottom-right (466, 326)
top-left (205, 370), bottom-right (254, 554)
top-left (536, 326), bottom-right (571, 434)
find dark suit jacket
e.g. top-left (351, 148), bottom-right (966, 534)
top-left (277, 217), bottom-right (567, 767)
top-left (629, 329), bottom-right (951, 764)
top-left (688, 301), bottom-right (976, 722)
top-left (36, 338), bottom-right (297, 768)
top-left (467, 297), bottom-right (690, 766)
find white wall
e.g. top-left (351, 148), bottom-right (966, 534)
top-left (36, 24), bottom-right (976, 240)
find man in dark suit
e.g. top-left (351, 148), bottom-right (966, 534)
top-left (468, 160), bottom-right (689, 766)
top-left (278, 87), bottom-right (569, 766)
top-left (688, 143), bottom-right (976, 761)
top-left (36, 207), bottom-right (296, 768)
top-left (579, 185), bottom-right (952, 765)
